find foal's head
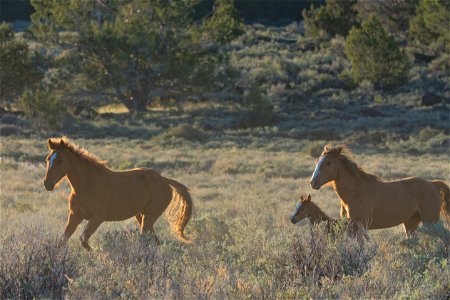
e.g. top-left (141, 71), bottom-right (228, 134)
top-left (44, 138), bottom-right (71, 191)
top-left (309, 145), bottom-right (346, 190)
top-left (290, 194), bottom-right (312, 224)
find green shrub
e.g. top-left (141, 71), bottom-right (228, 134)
top-left (302, 0), bottom-right (359, 38)
top-left (345, 14), bottom-right (410, 89)
top-left (203, 0), bottom-right (244, 45)
top-left (409, 0), bottom-right (450, 55)
top-left (20, 83), bottom-right (67, 129)
top-left (163, 124), bottom-right (208, 142)
top-left (0, 23), bottom-right (41, 102)
top-left (238, 86), bottom-right (274, 128)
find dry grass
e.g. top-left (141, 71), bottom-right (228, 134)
top-left (1, 130), bottom-right (449, 298)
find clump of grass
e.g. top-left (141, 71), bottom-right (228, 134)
top-left (302, 142), bottom-right (324, 157)
top-left (0, 124), bottom-right (22, 136)
top-left (289, 221), bottom-right (375, 284)
top-left (0, 236), bottom-right (77, 299)
top-left (189, 212), bottom-right (233, 244)
top-left (162, 124), bottom-right (208, 142)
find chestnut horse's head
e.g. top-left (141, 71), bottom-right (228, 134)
top-left (44, 138), bottom-right (71, 191)
top-left (310, 145), bottom-right (345, 190)
top-left (290, 194), bottom-right (311, 224)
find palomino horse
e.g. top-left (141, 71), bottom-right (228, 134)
top-left (44, 137), bottom-right (193, 250)
top-left (290, 194), bottom-right (336, 232)
top-left (309, 145), bottom-right (450, 237)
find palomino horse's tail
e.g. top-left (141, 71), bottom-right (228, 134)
top-left (432, 180), bottom-right (450, 222)
top-left (165, 179), bottom-right (193, 243)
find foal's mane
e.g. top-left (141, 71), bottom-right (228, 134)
top-left (50, 137), bottom-right (107, 169)
top-left (323, 144), bottom-right (381, 183)
top-left (300, 196), bottom-right (329, 216)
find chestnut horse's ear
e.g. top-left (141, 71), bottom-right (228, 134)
top-left (337, 146), bottom-right (343, 154)
top-left (323, 144), bottom-right (332, 152)
top-left (59, 139), bottom-right (66, 148)
top-left (48, 138), bottom-right (55, 150)
top-left (306, 194), bottom-right (311, 202)
top-left (300, 195), bottom-right (305, 201)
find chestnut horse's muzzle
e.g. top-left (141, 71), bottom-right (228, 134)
top-left (44, 180), bottom-right (54, 191)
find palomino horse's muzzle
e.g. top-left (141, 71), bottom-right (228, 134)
top-left (44, 180), bottom-right (55, 191)
top-left (310, 179), bottom-right (321, 190)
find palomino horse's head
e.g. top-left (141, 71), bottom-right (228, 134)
top-left (44, 138), bottom-right (71, 191)
top-left (310, 145), bottom-right (346, 190)
top-left (290, 194), bottom-right (311, 224)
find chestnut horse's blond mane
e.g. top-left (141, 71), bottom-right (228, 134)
top-left (50, 137), bottom-right (107, 169)
top-left (323, 144), bottom-right (381, 183)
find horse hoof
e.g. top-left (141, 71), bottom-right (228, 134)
top-left (80, 237), bottom-right (92, 251)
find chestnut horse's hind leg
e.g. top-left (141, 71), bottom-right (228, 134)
top-left (80, 217), bottom-right (103, 251)
top-left (62, 213), bottom-right (83, 243)
top-left (403, 212), bottom-right (421, 238)
top-left (140, 213), bottom-right (160, 244)
top-left (135, 214), bottom-right (143, 227)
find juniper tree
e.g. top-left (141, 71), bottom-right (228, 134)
top-left (30, 0), bottom-right (242, 113)
top-left (345, 14), bottom-right (410, 89)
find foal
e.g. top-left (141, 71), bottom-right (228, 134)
top-left (290, 195), bottom-right (369, 240)
top-left (290, 194), bottom-right (337, 232)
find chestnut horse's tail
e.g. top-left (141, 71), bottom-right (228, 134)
top-left (432, 180), bottom-right (450, 222)
top-left (165, 179), bottom-right (193, 243)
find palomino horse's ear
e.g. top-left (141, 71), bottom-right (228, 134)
top-left (306, 194), bottom-right (311, 202)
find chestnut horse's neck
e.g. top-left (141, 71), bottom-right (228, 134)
top-left (66, 151), bottom-right (108, 194)
top-left (306, 202), bottom-right (333, 224)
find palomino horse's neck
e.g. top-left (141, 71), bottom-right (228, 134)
top-left (332, 163), bottom-right (368, 207)
top-left (66, 151), bottom-right (107, 194)
top-left (308, 204), bottom-right (333, 223)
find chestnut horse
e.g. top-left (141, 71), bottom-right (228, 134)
top-left (309, 145), bottom-right (450, 237)
top-left (44, 137), bottom-right (193, 250)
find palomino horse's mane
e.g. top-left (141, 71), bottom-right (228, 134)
top-left (322, 144), bottom-right (381, 183)
top-left (49, 137), bottom-right (108, 169)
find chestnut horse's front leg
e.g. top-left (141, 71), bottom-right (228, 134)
top-left (340, 203), bottom-right (347, 219)
top-left (62, 212), bottom-right (83, 243)
top-left (80, 216), bottom-right (103, 251)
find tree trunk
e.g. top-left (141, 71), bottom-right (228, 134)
top-left (118, 87), bottom-right (148, 114)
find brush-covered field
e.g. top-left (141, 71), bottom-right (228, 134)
top-left (1, 98), bottom-right (449, 299)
